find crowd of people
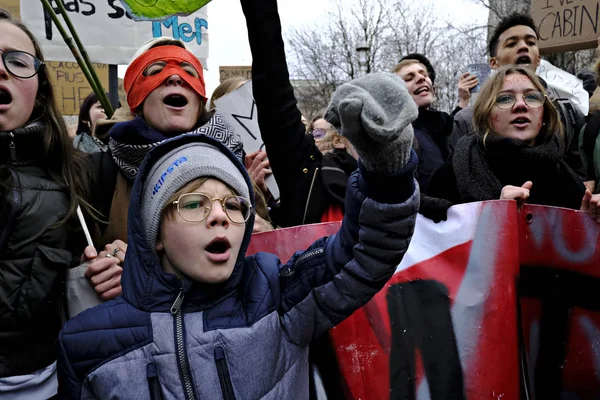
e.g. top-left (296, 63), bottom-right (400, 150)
top-left (1, 0), bottom-right (600, 398)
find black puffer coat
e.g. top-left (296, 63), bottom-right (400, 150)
top-left (0, 125), bottom-right (76, 377)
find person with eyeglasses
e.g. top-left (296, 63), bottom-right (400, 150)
top-left (78, 37), bottom-right (249, 310)
top-left (0, 9), bottom-right (96, 399)
top-left (450, 13), bottom-right (588, 185)
top-left (428, 65), bottom-right (600, 217)
top-left (57, 86), bottom-right (420, 398)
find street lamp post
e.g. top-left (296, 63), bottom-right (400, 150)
top-left (356, 41), bottom-right (370, 77)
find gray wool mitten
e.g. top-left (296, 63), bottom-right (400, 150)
top-left (324, 72), bottom-right (418, 172)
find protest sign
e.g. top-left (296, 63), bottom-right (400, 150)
top-left (247, 201), bottom-right (600, 399)
top-left (120, 0), bottom-right (211, 21)
top-left (532, 0), bottom-right (600, 53)
top-left (537, 59), bottom-right (589, 115)
top-left (219, 66), bottom-right (252, 83)
top-left (47, 61), bottom-right (109, 115)
top-left (214, 81), bottom-right (280, 200)
top-left (0, 0), bottom-right (19, 18)
top-left (19, 0), bottom-right (209, 66)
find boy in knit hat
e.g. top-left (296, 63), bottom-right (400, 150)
top-left (57, 72), bottom-right (420, 399)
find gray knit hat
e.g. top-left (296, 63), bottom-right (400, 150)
top-left (141, 142), bottom-right (250, 249)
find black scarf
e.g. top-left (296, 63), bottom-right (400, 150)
top-left (452, 133), bottom-right (564, 203)
top-left (108, 111), bottom-right (243, 181)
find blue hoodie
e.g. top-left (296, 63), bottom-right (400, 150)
top-left (57, 134), bottom-right (420, 400)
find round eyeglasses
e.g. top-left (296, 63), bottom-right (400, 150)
top-left (0, 49), bottom-right (44, 79)
top-left (310, 128), bottom-right (326, 140)
top-left (495, 92), bottom-right (545, 110)
top-left (172, 193), bottom-right (253, 224)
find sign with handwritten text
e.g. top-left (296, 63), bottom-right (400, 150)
top-left (19, 0), bottom-right (209, 67)
top-left (0, 0), bottom-right (19, 19)
top-left (47, 61), bottom-right (109, 115)
top-left (219, 66), bottom-right (252, 83)
top-left (532, 0), bottom-right (600, 53)
top-left (536, 59), bottom-right (589, 115)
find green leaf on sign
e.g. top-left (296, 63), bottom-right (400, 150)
top-left (120, 0), bottom-right (211, 21)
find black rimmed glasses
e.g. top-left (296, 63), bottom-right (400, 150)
top-left (495, 91), bottom-right (546, 110)
top-left (172, 193), bottom-right (253, 224)
top-left (0, 49), bottom-right (44, 79)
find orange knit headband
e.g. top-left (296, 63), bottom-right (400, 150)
top-left (124, 45), bottom-right (206, 111)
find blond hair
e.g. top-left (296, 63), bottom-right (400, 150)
top-left (209, 77), bottom-right (247, 110)
top-left (317, 127), bottom-right (353, 155)
top-left (391, 59), bottom-right (422, 75)
top-left (473, 65), bottom-right (562, 146)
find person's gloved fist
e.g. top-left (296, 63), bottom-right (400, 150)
top-left (324, 72), bottom-right (418, 172)
top-left (419, 194), bottom-right (453, 223)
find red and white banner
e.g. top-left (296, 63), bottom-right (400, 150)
top-left (248, 201), bottom-right (600, 399)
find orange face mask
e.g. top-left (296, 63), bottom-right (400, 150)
top-left (124, 45), bottom-right (206, 111)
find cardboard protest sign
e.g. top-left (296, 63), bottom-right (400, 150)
top-left (214, 81), bottom-right (280, 200)
top-left (119, 0), bottom-right (211, 21)
top-left (0, 0), bottom-right (19, 18)
top-left (47, 61), bottom-right (109, 115)
top-left (20, 1), bottom-right (208, 66)
top-left (219, 66), bottom-right (252, 83)
top-left (537, 59), bottom-right (589, 115)
top-left (532, 0), bottom-right (600, 54)
top-left (247, 201), bottom-right (600, 399)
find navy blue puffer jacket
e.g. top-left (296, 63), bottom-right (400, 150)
top-left (57, 134), bottom-right (419, 399)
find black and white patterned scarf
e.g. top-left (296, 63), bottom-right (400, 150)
top-left (109, 110), bottom-right (244, 181)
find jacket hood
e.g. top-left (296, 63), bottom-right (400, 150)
top-left (121, 133), bottom-right (255, 313)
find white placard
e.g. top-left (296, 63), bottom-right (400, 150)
top-left (214, 81), bottom-right (280, 200)
top-left (20, 1), bottom-right (209, 67)
top-left (536, 59), bottom-right (589, 116)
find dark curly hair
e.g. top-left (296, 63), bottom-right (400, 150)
top-left (488, 13), bottom-right (539, 57)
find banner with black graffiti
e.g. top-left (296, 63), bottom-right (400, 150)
top-left (247, 201), bottom-right (600, 399)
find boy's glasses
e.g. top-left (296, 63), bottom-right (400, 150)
top-left (495, 91), bottom-right (545, 110)
top-left (0, 49), bottom-right (44, 79)
top-left (172, 193), bottom-right (253, 224)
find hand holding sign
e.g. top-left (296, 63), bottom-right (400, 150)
top-left (120, 0), bottom-right (211, 21)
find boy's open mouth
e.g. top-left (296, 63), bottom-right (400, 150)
top-left (0, 89), bottom-right (13, 105)
top-left (205, 237), bottom-right (231, 255)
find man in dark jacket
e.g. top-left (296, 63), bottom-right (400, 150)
top-left (450, 13), bottom-right (588, 182)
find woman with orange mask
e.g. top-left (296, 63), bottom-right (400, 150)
top-left (80, 38), bottom-right (244, 302)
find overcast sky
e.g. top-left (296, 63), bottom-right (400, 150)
top-left (119, 0), bottom-right (488, 99)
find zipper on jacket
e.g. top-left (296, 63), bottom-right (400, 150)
top-left (170, 289), bottom-right (196, 400)
top-left (302, 167), bottom-right (319, 224)
top-left (147, 362), bottom-right (164, 400)
top-left (0, 168), bottom-right (21, 253)
top-left (281, 248), bottom-right (325, 278)
top-left (214, 346), bottom-right (236, 400)
top-left (8, 132), bottom-right (16, 161)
